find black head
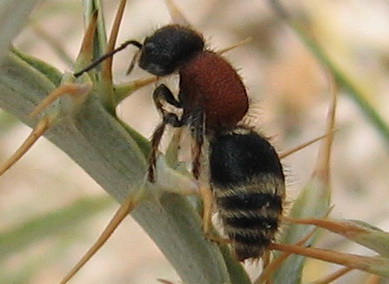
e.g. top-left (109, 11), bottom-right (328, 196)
top-left (139, 25), bottom-right (205, 76)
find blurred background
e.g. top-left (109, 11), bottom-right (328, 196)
top-left (1, 0), bottom-right (389, 283)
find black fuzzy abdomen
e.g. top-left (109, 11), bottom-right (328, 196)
top-left (210, 130), bottom-right (285, 261)
top-left (217, 189), bottom-right (283, 261)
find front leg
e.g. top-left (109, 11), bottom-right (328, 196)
top-left (148, 84), bottom-right (184, 182)
top-left (153, 84), bottom-right (182, 112)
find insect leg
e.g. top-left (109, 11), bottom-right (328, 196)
top-left (200, 184), bottom-right (214, 234)
top-left (188, 108), bottom-right (205, 180)
top-left (148, 84), bottom-right (184, 182)
top-left (186, 109), bottom-right (217, 238)
top-left (153, 83), bottom-right (182, 109)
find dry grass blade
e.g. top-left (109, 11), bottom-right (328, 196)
top-left (313, 72), bottom-right (337, 182)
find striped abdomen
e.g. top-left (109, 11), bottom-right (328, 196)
top-left (209, 129), bottom-right (285, 261)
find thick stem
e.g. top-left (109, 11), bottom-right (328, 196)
top-left (0, 52), bottom-right (232, 284)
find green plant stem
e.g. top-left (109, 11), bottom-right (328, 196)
top-left (0, 51), bottom-right (234, 284)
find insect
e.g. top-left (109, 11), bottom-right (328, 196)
top-left (75, 24), bottom-right (249, 182)
top-left (0, 1), bottom-right (350, 282)
top-left (75, 24), bottom-right (284, 262)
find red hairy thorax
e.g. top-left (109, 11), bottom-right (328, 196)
top-left (179, 51), bottom-right (249, 130)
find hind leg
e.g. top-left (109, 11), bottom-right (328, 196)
top-left (188, 108), bottom-right (205, 180)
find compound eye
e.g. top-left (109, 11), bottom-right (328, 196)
top-left (142, 42), bottom-right (156, 56)
top-left (139, 41), bottom-right (175, 76)
top-left (144, 42), bottom-right (172, 62)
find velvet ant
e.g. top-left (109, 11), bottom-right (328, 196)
top-left (75, 24), bottom-right (285, 261)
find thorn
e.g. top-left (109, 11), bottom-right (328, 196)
top-left (279, 129), bottom-right (338, 159)
top-left (281, 207), bottom-right (333, 225)
top-left (0, 116), bottom-right (52, 176)
top-left (268, 242), bottom-right (384, 276)
top-left (102, 0), bottom-right (127, 81)
top-left (218, 38), bottom-right (253, 54)
top-left (129, 76), bottom-right (157, 90)
top-left (59, 193), bottom-right (142, 284)
top-left (255, 225), bottom-right (319, 284)
top-left (364, 274), bottom-right (383, 284)
top-left (77, 10), bottom-right (98, 64)
top-left (29, 84), bottom-right (91, 118)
